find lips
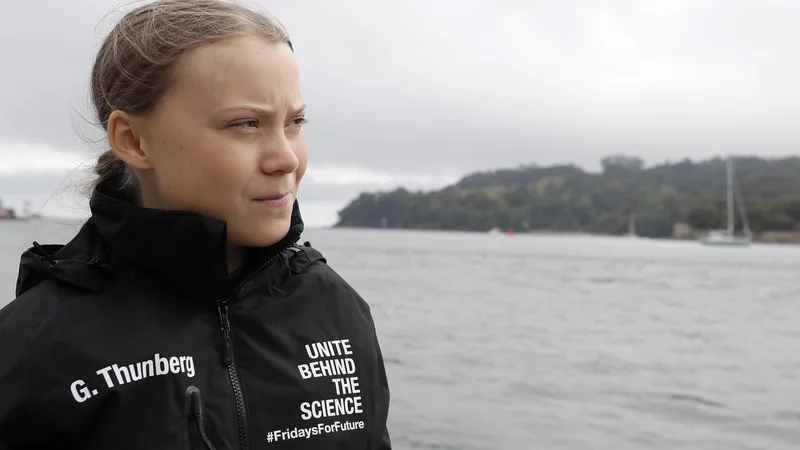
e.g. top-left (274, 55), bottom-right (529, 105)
top-left (255, 193), bottom-right (290, 201)
top-left (254, 192), bottom-right (292, 207)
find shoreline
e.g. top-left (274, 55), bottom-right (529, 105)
top-left (330, 225), bottom-right (800, 245)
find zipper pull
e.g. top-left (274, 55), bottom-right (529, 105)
top-left (216, 304), bottom-right (233, 367)
top-left (186, 386), bottom-right (219, 450)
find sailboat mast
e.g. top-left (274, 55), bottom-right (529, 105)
top-left (628, 213), bottom-right (636, 236)
top-left (726, 156), bottom-right (734, 236)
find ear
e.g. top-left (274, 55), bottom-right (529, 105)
top-left (107, 110), bottom-right (153, 170)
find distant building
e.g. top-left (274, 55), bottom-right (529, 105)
top-left (673, 222), bottom-right (693, 240)
top-left (759, 231), bottom-right (800, 244)
top-left (0, 197), bottom-right (16, 219)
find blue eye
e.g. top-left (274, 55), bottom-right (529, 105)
top-left (231, 120), bottom-right (258, 128)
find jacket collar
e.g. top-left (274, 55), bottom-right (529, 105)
top-left (88, 178), bottom-right (304, 301)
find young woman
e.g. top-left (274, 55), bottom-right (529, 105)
top-left (0, 1), bottom-right (392, 449)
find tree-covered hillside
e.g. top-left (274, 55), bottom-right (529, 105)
top-left (334, 155), bottom-right (800, 237)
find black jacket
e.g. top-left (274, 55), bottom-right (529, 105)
top-left (0, 180), bottom-right (391, 450)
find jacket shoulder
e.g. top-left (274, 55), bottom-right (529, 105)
top-left (284, 242), bottom-right (326, 273)
top-left (0, 279), bottom-right (81, 379)
top-left (285, 243), bottom-right (375, 320)
top-left (0, 279), bottom-right (71, 339)
top-left (0, 277), bottom-right (98, 380)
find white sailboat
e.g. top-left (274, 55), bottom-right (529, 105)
top-left (700, 156), bottom-right (752, 247)
top-left (626, 212), bottom-right (639, 238)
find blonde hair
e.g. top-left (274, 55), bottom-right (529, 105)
top-left (91, 0), bottom-right (292, 193)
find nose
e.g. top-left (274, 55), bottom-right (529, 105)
top-left (259, 131), bottom-right (300, 175)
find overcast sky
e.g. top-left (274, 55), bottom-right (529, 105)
top-left (2, 0), bottom-right (800, 225)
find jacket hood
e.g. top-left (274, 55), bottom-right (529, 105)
top-left (16, 177), bottom-right (305, 300)
top-left (15, 220), bottom-right (112, 297)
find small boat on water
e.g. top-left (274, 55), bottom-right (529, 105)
top-left (701, 230), bottom-right (751, 247)
top-left (700, 156), bottom-right (752, 247)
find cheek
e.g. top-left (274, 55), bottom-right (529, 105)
top-left (150, 130), bottom-right (251, 200)
top-left (155, 127), bottom-right (226, 174)
top-left (146, 124), bottom-right (201, 175)
top-left (187, 147), bottom-right (254, 192)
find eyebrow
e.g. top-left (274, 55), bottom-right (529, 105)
top-left (215, 104), bottom-right (307, 116)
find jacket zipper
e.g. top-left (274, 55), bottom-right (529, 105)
top-left (215, 240), bottom-right (298, 450)
top-left (216, 304), bottom-right (247, 449)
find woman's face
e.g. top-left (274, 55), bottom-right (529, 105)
top-left (132, 35), bottom-right (307, 248)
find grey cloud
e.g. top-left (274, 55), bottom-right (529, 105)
top-left (2, 0), bottom-right (800, 188)
top-left (0, 172), bottom-right (89, 197)
top-left (0, 0), bottom-right (105, 153)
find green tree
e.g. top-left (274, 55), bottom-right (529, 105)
top-left (335, 155), bottom-right (800, 237)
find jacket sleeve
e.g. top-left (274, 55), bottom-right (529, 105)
top-left (380, 427), bottom-right (392, 450)
top-left (350, 285), bottom-right (392, 450)
top-left (375, 336), bottom-right (392, 450)
top-left (0, 301), bottom-right (40, 448)
top-left (361, 299), bottom-right (391, 450)
top-left (309, 260), bottom-right (393, 450)
top-left (0, 297), bottom-right (71, 448)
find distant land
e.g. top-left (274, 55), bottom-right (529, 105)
top-left (334, 155), bottom-right (800, 239)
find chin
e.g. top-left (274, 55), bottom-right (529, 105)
top-left (228, 219), bottom-right (292, 248)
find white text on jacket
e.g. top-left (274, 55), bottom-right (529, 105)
top-left (70, 353), bottom-right (195, 403)
top-left (296, 338), bottom-right (365, 422)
